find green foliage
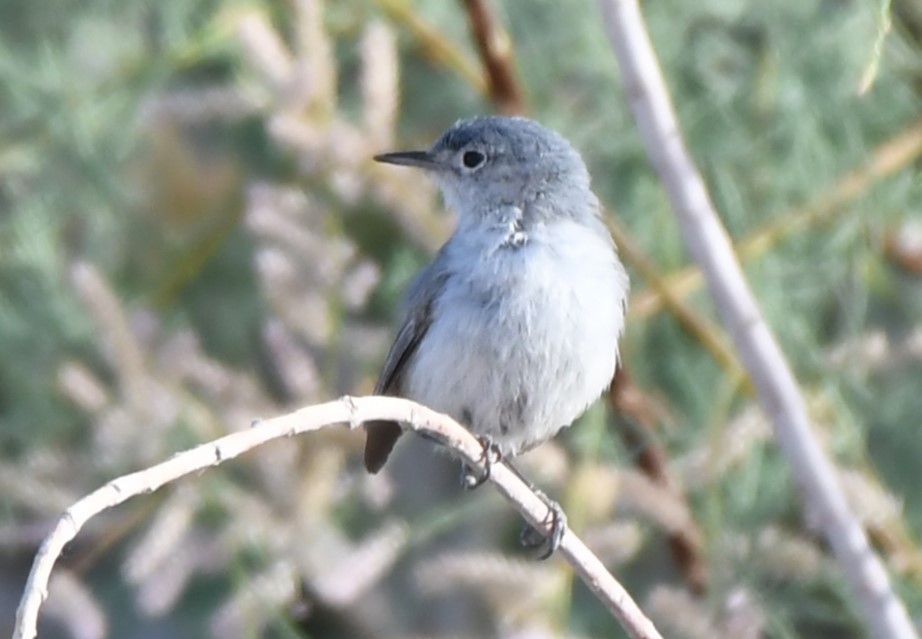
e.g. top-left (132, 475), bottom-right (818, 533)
top-left (2, 0), bottom-right (921, 637)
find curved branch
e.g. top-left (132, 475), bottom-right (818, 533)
top-left (598, 1), bottom-right (918, 638)
top-left (13, 396), bottom-right (663, 639)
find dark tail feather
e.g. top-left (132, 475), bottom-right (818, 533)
top-left (363, 420), bottom-right (403, 473)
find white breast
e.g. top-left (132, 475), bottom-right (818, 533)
top-left (405, 218), bottom-right (628, 456)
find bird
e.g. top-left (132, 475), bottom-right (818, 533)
top-left (364, 116), bottom-right (628, 553)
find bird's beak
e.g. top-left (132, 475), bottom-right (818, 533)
top-left (373, 150), bottom-right (439, 170)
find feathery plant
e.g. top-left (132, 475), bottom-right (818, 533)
top-left (1, 0), bottom-right (921, 637)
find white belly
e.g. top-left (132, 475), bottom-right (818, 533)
top-left (405, 219), bottom-right (628, 456)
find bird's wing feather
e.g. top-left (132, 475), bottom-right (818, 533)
top-left (373, 308), bottom-right (431, 395)
top-left (364, 262), bottom-right (447, 473)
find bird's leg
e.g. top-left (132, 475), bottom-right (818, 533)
top-left (460, 436), bottom-right (503, 489)
top-left (503, 460), bottom-right (568, 560)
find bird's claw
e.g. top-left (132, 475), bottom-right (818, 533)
top-left (461, 436), bottom-right (503, 490)
top-left (519, 491), bottom-right (568, 560)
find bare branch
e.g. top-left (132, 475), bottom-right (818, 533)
top-left (609, 369), bottom-right (708, 593)
top-left (13, 396), bottom-right (663, 639)
top-left (598, 1), bottom-right (919, 638)
top-left (460, 0), bottom-right (526, 115)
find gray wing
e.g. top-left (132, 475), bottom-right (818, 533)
top-left (374, 311), bottom-right (430, 394)
top-left (364, 263), bottom-right (447, 473)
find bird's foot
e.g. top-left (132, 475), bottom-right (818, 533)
top-left (519, 490), bottom-right (568, 560)
top-left (460, 436), bottom-right (503, 490)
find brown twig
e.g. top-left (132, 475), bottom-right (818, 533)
top-left (13, 396), bottom-right (664, 639)
top-left (883, 224), bottom-right (922, 275)
top-left (609, 368), bottom-right (708, 593)
top-left (607, 214), bottom-right (721, 594)
top-left (460, 0), bottom-right (526, 114)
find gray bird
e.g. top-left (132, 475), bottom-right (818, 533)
top-left (365, 116), bottom-right (628, 548)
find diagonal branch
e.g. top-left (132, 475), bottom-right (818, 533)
top-left (609, 368), bottom-right (708, 594)
top-left (12, 396), bottom-right (664, 639)
top-left (460, 0), bottom-right (526, 115)
top-left (598, 1), bottom-right (919, 638)
top-left (373, 0), bottom-right (486, 94)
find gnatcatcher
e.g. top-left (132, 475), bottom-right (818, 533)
top-left (365, 116), bottom-right (628, 553)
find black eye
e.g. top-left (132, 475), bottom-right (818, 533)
top-left (462, 150), bottom-right (486, 169)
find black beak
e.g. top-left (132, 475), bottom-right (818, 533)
top-left (373, 150), bottom-right (439, 169)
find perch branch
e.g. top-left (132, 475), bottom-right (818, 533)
top-left (599, 1), bottom-right (919, 638)
top-left (13, 396), bottom-right (663, 639)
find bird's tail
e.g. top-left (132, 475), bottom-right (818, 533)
top-left (363, 420), bottom-right (403, 473)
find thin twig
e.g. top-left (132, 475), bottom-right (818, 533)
top-left (599, 1), bottom-right (919, 638)
top-left (12, 396), bottom-right (664, 639)
top-left (460, 0), bottom-right (525, 114)
top-left (609, 218), bottom-right (739, 373)
top-left (609, 368), bottom-right (708, 593)
top-left (373, 0), bottom-right (487, 94)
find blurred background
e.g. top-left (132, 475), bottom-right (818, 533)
top-left (2, 0), bottom-right (922, 637)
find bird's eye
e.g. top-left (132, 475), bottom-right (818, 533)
top-left (461, 150), bottom-right (486, 169)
